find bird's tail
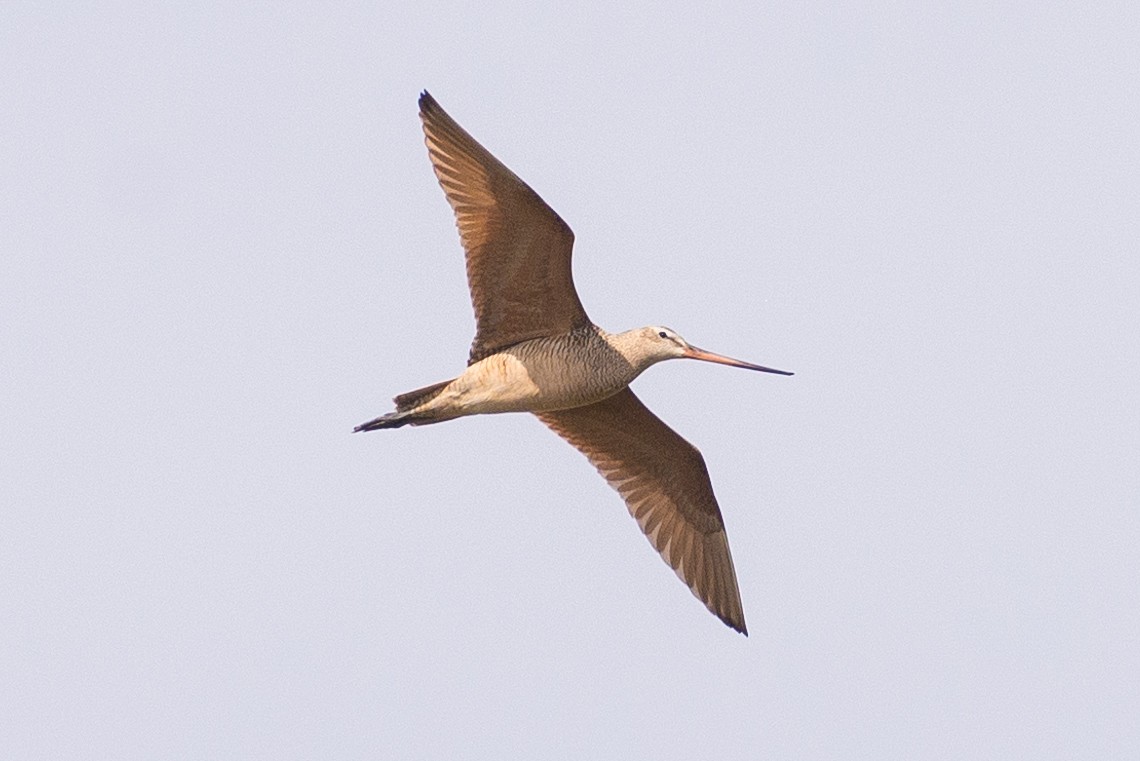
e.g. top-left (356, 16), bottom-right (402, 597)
top-left (393, 379), bottom-right (453, 412)
top-left (354, 378), bottom-right (456, 432)
top-left (354, 411), bottom-right (414, 431)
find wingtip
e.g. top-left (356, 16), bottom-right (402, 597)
top-left (722, 612), bottom-right (748, 636)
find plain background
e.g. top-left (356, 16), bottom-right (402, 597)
top-left (3, 2), bottom-right (1138, 759)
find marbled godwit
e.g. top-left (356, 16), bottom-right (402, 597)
top-left (356, 92), bottom-right (791, 634)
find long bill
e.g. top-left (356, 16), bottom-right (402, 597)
top-left (683, 345), bottom-right (794, 376)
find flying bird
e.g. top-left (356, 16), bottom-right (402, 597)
top-left (356, 91), bottom-right (791, 634)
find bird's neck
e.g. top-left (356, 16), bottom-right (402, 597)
top-left (606, 328), bottom-right (664, 375)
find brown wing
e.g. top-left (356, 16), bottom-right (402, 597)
top-left (535, 389), bottom-right (748, 634)
top-left (418, 92), bottom-right (590, 364)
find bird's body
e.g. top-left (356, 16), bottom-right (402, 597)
top-left (357, 92), bottom-right (791, 634)
top-left (360, 325), bottom-right (686, 426)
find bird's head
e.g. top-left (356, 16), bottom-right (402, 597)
top-left (617, 325), bottom-right (794, 376)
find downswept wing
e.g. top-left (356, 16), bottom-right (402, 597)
top-left (419, 92), bottom-right (590, 364)
top-left (535, 388), bottom-right (748, 634)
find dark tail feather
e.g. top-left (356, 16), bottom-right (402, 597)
top-left (393, 379), bottom-right (453, 412)
top-left (354, 412), bottom-right (413, 432)
top-left (355, 408), bottom-right (457, 432)
top-left (355, 378), bottom-right (456, 432)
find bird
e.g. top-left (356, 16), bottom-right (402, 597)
top-left (356, 91), bottom-right (791, 634)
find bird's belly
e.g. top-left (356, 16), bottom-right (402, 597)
top-left (442, 352), bottom-right (622, 416)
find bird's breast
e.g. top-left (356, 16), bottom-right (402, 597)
top-left (449, 330), bottom-right (638, 415)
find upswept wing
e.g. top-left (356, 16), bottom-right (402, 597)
top-left (419, 92), bottom-right (590, 363)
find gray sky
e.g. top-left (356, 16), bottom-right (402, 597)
top-left (3, 2), bottom-right (1138, 759)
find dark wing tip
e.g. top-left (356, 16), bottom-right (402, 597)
top-left (728, 615), bottom-right (748, 636)
top-left (419, 90), bottom-right (440, 117)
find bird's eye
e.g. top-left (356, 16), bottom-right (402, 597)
top-left (658, 331), bottom-right (668, 339)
